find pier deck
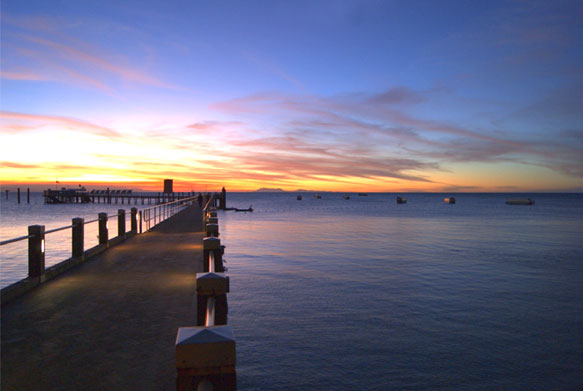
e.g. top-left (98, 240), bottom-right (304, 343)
top-left (1, 205), bottom-right (204, 391)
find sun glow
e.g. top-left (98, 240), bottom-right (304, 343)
top-left (1, 1), bottom-right (581, 193)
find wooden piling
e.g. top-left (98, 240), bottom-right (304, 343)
top-left (98, 213), bottom-right (108, 245)
top-left (17, 188), bottom-right (21, 204)
top-left (28, 225), bottom-right (45, 278)
top-left (117, 209), bottom-right (125, 238)
top-left (27, 188), bottom-right (30, 204)
top-left (72, 218), bottom-right (84, 258)
top-left (131, 208), bottom-right (137, 232)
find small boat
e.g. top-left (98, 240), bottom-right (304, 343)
top-left (314, 194), bottom-right (322, 199)
top-left (444, 197), bottom-right (456, 204)
top-left (343, 195), bottom-right (350, 200)
top-left (506, 198), bottom-right (534, 205)
top-left (358, 193), bottom-right (368, 196)
top-left (297, 195), bottom-right (302, 200)
top-left (234, 205), bottom-right (254, 212)
top-left (396, 196), bottom-right (407, 204)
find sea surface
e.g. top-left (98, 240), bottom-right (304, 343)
top-left (1, 192), bottom-right (582, 390)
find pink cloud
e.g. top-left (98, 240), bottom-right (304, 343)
top-left (0, 111), bottom-right (121, 139)
top-left (19, 34), bottom-right (177, 89)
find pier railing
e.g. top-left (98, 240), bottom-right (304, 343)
top-left (141, 196), bottom-right (198, 232)
top-left (0, 196), bottom-right (200, 305)
top-left (0, 208), bottom-right (136, 304)
top-left (176, 203), bottom-right (237, 390)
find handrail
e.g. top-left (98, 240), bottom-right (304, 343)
top-left (142, 195), bottom-right (198, 213)
top-left (45, 225), bottom-right (75, 235)
top-left (203, 194), bottom-right (215, 212)
top-left (0, 235), bottom-right (33, 246)
top-left (205, 297), bottom-right (216, 327)
top-left (1, 217), bottom-right (105, 246)
top-left (141, 195), bottom-right (198, 232)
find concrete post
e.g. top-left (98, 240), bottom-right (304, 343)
top-left (28, 225), bottom-right (45, 278)
top-left (98, 212), bottom-right (108, 245)
top-left (176, 325), bottom-right (237, 391)
top-left (72, 217), bottom-right (84, 258)
top-left (131, 208), bottom-right (137, 232)
top-left (206, 223), bottom-right (219, 237)
top-left (118, 209), bottom-right (125, 237)
top-left (139, 211), bottom-right (143, 233)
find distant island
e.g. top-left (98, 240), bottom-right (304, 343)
top-left (255, 188), bottom-right (286, 192)
top-left (254, 188), bottom-right (312, 192)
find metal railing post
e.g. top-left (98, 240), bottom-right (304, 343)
top-left (98, 212), bottom-right (108, 245)
top-left (72, 217), bottom-right (84, 258)
top-left (28, 225), bottom-right (45, 278)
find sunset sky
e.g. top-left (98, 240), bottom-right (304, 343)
top-left (1, 0), bottom-right (582, 192)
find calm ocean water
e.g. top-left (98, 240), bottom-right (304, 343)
top-left (1, 192), bottom-right (582, 389)
top-left (220, 192), bottom-right (583, 390)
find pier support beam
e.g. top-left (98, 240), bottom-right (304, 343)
top-left (72, 218), bottom-right (84, 259)
top-left (28, 225), bottom-right (45, 279)
top-left (98, 213), bottom-right (108, 245)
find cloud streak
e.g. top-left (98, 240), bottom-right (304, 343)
top-left (0, 111), bottom-right (121, 138)
top-left (212, 87), bottom-right (582, 181)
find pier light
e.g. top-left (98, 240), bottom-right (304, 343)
top-left (41, 239), bottom-right (45, 253)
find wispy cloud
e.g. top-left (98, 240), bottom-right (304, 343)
top-left (1, 13), bottom-right (182, 93)
top-left (0, 111), bottom-right (121, 138)
top-left (212, 87), bottom-right (583, 181)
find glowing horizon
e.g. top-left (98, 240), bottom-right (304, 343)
top-left (1, 1), bottom-right (582, 193)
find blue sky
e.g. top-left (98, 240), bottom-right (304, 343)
top-left (1, 0), bottom-right (582, 191)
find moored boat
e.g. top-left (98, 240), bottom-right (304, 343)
top-left (297, 195), bottom-right (302, 200)
top-left (506, 198), bottom-right (534, 205)
top-left (396, 196), bottom-right (407, 204)
top-left (444, 197), bottom-right (456, 204)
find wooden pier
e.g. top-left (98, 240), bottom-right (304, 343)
top-left (44, 188), bottom-right (200, 205)
top-left (1, 193), bottom-right (236, 390)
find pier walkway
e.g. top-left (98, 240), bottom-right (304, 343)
top-left (1, 205), bottom-right (204, 391)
